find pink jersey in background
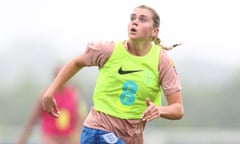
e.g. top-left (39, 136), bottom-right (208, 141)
top-left (41, 86), bottom-right (78, 137)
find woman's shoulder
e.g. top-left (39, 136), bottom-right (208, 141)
top-left (84, 41), bottom-right (118, 67)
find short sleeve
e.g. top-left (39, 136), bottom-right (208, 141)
top-left (159, 50), bottom-right (182, 95)
top-left (82, 41), bottom-right (114, 67)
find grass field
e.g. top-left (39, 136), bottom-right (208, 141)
top-left (1, 125), bottom-right (240, 144)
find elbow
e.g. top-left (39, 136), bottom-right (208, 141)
top-left (175, 106), bottom-right (184, 120)
top-left (171, 111), bottom-right (184, 120)
top-left (169, 104), bottom-right (184, 120)
top-left (160, 103), bottom-right (184, 120)
top-left (176, 109), bottom-right (184, 120)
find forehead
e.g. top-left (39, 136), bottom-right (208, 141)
top-left (131, 8), bottom-right (153, 18)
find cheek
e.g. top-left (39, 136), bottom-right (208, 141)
top-left (127, 23), bottom-right (130, 30)
top-left (141, 26), bottom-right (153, 36)
top-left (127, 22), bottom-right (133, 31)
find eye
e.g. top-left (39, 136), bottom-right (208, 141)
top-left (139, 17), bottom-right (146, 22)
top-left (130, 15), bottom-right (136, 21)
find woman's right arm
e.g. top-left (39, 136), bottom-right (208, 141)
top-left (47, 54), bottom-right (86, 95)
top-left (42, 41), bottom-right (114, 118)
top-left (42, 53), bottom-right (86, 118)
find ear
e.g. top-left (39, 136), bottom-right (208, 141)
top-left (152, 27), bottom-right (159, 37)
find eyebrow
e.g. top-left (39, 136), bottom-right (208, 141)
top-left (130, 13), bottom-right (149, 18)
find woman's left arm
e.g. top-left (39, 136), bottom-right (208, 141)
top-left (158, 91), bottom-right (184, 120)
top-left (142, 49), bottom-right (184, 121)
top-left (142, 91), bottom-right (184, 122)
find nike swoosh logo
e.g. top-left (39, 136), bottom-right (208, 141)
top-left (118, 67), bottom-right (143, 75)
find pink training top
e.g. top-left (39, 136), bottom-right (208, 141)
top-left (41, 86), bottom-right (78, 137)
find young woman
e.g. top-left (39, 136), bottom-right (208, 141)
top-left (42, 5), bottom-right (184, 144)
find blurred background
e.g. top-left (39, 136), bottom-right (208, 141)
top-left (1, 0), bottom-right (240, 143)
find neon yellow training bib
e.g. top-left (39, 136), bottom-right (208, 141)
top-left (93, 41), bottom-right (162, 119)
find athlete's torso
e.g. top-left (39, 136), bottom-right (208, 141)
top-left (93, 41), bottom-right (162, 119)
top-left (82, 40), bottom-right (182, 143)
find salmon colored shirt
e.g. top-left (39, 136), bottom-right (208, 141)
top-left (81, 41), bottom-right (182, 143)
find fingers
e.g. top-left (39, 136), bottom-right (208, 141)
top-left (53, 101), bottom-right (61, 117)
top-left (45, 107), bottom-right (60, 118)
top-left (42, 96), bottom-right (60, 118)
top-left (142, 98), bottom-right (160, 122)
top-left (48, 110), bottom-right (60, 118)
top-left (146, 98), bottom-right (151, 106)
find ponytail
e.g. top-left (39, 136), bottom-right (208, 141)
top-left (153, 37), bottom-right (161, 46)
top-left (153, 37), bottom-right (182, 51)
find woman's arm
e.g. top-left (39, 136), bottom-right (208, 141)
top-left (42, 41), bottom-right (114, 118)
top-left (142, 91), bottom-right (184, 122)
top-left (42, 54), bottom-right (86, 118)
top-left (142, 48), bottom-right (184, 121)
top-left (158, 91), bottom-right (184, 120)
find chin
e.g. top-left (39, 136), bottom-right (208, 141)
top-left (128, 35), bottom-right (138, 40)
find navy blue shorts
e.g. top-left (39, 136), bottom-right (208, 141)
top-left (80, 126), bottom-right (125, 144)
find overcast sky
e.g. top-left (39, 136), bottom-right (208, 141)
top-left (0, 0), bottom-right (239, 67)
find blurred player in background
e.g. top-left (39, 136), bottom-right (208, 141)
top-left (17, 65), bottom-right (86, 144)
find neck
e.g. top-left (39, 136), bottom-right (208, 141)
top-left (126, 40), bottom-right (152, 56)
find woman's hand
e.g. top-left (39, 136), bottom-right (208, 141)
top-left (142, 92), bottom-right (184, 121)
top-left (141, 98), bottom-right (161, 122)
top-left (42, 94), bottom-right (60, 118)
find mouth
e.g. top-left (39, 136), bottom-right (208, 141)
top-left (130, 28), bottom-right (137, 32)
top-left (129, 28), bottom-right (137, 34)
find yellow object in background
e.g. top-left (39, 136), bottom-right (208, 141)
top-left (56, 108), bottom-right (70, 130)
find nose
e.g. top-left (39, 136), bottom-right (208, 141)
top-left (132, 19), bottom-right (138, 26)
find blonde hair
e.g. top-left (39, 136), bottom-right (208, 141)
top-left (153, 37), bottom-right (182, 50)
top-left (137, 5), bottom-right (181, 50)
top-left (136, 5), bottom-right (160, 28)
